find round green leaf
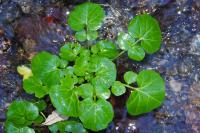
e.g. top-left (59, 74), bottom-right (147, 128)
top-left (126, 70), bottom-right (165, 115)
top-left (75, 30), bottom-right (87, 42)
top-left (59, 43), bottom-right (81, 61)
top-left (87, 31), bottom-right (98, 41)
top-left (128, 14), bottom-right (161, 54)
top-left (34, 100), bottom-right (47, 111)
top-left (49, 86), bottom-right (79, 117)
top-left (111, 81), bottom-right (126, 96)
top-left (128, 46), bottom-right (145, 61)
top-left (6, 101), bottom-right (39, 127)
top-left (78, 83), bottom-right (94, 99)
top-left (79, 98), bottom-right (114, 131)
top-left (89, 56), bottom-right (116, 99)
top-left (68, 2), bottom-right (105, 31)
top-left (31, 52), bottom-right (62, 86)
top-left (117, 32), bottom-right (135, 50)
top-left (23, 76), bottom-right (48, 98)
top-left (6, 121), bottom-right (35, 133)
top-left (49, 121), bottom-right (87, 133)
top-left (124, 71), bottom-right (137, 84)
top-left (93, 40), bottom-right (119, 59)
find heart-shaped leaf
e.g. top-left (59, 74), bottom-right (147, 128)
top-left (78, 83), bottom-right (94, 99)
top-left (49, 121), bottom-right (87, 133)
top-left (128, 14), bottom-right (161, 54)
top-left (111, 81), bottom-right (126, 96)
top-left (128, 46), bottom-right (145, 61)
top-left (49, 86), bottom-right (79, 117)
top-left (68, 2), bottom-right (105, 31)
top-left (79, 98), bottom-right (114, 131)
top-left (89, 56), bottom-right (117, 99)
top-left (6, 121), bottom-right (35, 133)
top-left (31, 52), bottom-right (62, 86)
top-left (6, 101), bottom-right (39, 127)
top-left (126, 70), bottom-right (165, 115)
top-left (124, 71), bottom-right (137, 84)
top-left (23, 76), bottom-right (48, 98)
top-left (91, 40), bottom-right (118, 59)
top-left (59, 43), bottom-right (81, 62)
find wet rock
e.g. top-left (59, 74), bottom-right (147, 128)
top-left (14, 5), bottom-right (68, 59)
top-left (185, 82), bottom-right (200, 133)
top-left (169, 78), bottom-right (182, 92)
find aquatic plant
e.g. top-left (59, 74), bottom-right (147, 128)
top-left (5, 2), bottom-right (165, 132)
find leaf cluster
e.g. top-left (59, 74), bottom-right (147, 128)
top-left (6, 2), bottom-right (165, 133)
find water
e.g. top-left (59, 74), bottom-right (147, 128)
top-left (0, 0), bottom-right (200, 132)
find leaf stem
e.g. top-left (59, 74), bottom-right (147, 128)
top-left (112, 50), bottom-right (126, 60)
top-left (40, 112), bottom-right (47, 120)
top-left (122, 83), bottom-right (137, 90)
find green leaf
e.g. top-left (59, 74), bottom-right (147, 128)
top-left (49, 121), bottom-right (87, 133)
top-left (92, 40), bottom-right (118, 59)
top-left (128, 46), bottom-right (145, 61)
top-left (78, 83), bottom-right (94, 99)
top-left (60, 75), bottom-right (77, 90)
top-left (6, 101), bottom-right (39, 127)
top-left (75, 30), bottom-right (87, 42)
top-left (59, 43), bottom-right (81, 61)
top-left (126, 70), bottom-right (165, 115)
top-left (79, 98), bottom-right (114, 131)
top-left (68, 2), bottom-right (105, 31)
top-left (34, 100), bottom-right (47, 111)
top-left (117, 32), bottom-right (135, 50)
top-left (49, 86), bottom-right (79, 117)
top-left (111, 81), bottom-right (126, 96)
top-left (89, 56), bottom-right (116, 99)
top-left (74, 54), bottom-right (90, 76)
top-left (87, 31), bottom-right (98, 41)
top-left (31, 52), bottom-right (62, 86)
top-left (124, 71), bottom-right (137, 84)
top-left (128, 14), bottom-right (161, 54)
top-left (23, 76), bottom-right (48, 98)
top-left (33, 115), bottom-right (44, 124)
top-left (6, 121), bottom-right (35, 133)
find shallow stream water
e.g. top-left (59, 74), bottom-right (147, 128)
top-left (0, 0), bottom-right (200, 132)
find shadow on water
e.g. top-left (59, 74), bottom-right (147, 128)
top-left (0, 0), bottom-right (200, 132)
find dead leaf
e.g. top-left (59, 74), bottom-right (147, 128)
top-left (42, 111), bottom-right (68, 125)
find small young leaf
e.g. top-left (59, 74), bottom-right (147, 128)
top-left (79, 98), bottom-right (114, 131)
top-left (68, 2), bottom-right (105, 31)
top-left (17, 65), bottom-right (33, 80)
top-left (92, 40), bottom-right (119, 59)
top-left (117, 32), bottom-right (135, 50)
top-left (49, 86), bottom-right (79, 117)
top-left (126, 70), bottom-right (165, 115)
top-left (124, 71), bottom-right (137, 84)
top-left (6, 101), bottom-right (39, 127)
top-left (78, 83), bottom-right (94, 99)
top-left (23, 76), bottom-right (48, 98)
top-left (59, 43), bottom-right (81, 61)
top-left (49, 121), bottom-right (87, 133)
top-left (111, 81), bottom-right (126, 96)
top-left (6, 121), bottom-right (35, 133)
top-left (87, 31), bottom-right (98, 41)
top-left (75, 30), bottom-right (87, 42)
top-left (128, 46), bottom-right (145, 61)
top-left (128, 14), bottom-right (161, 54)
top-left (34, 115), bottom-right (44, 124)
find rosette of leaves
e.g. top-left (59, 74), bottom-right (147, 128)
top-left (68, 2), bottom-right (105, 42)
top-left (6, 2), bottom-right (166, 133)
top-left (117, 14), bottom-right (162, 61)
